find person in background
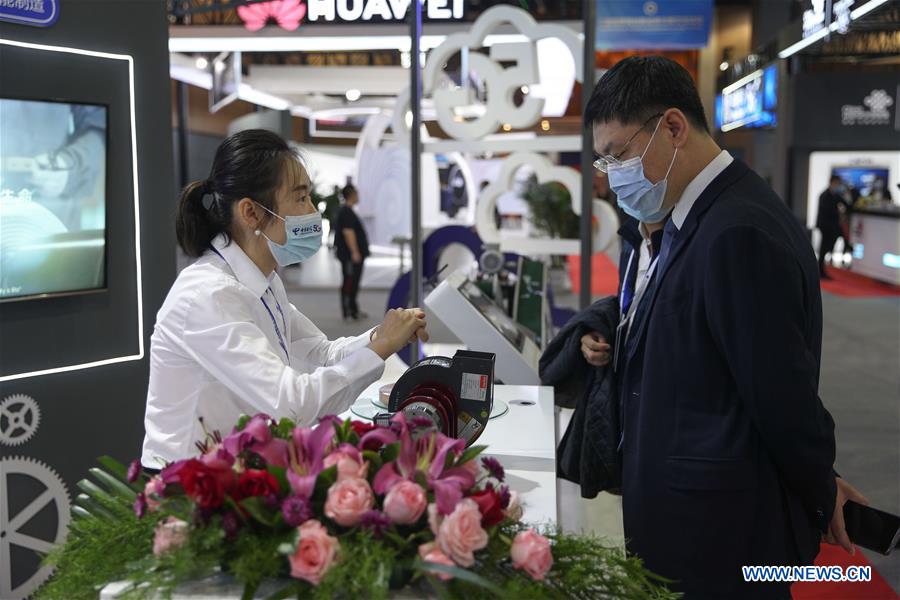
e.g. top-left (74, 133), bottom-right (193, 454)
top-left (816, 175), bottom-right (853, 280)
top-left (335, 183), bottom-right (370, 321)
top-left (582, 56), bottom-right (866, 598)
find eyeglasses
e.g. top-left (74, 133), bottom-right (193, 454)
top-left (593, 112), bottom-right (665, 173)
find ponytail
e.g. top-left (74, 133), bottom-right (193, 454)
top-left (176, 179), bottom-right (229, 257)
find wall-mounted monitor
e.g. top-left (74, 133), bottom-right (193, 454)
top-left (0, 96), bottom-right (108, 303)
top-left (717, 64), bottom-right (778, 132)
top-left (831, 166), bottom-right (891, 203)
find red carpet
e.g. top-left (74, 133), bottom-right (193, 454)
top-left (792, 543), bottom-right (898, 599)
top-left (821, 266), bottom-right (900, 298)
top-left (566, 254), bottom-right (620, 297)
top-left (565, 259), bottom-right (900, 300)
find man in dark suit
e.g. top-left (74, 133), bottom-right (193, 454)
top-left (582, 56), bottom-right (867, 598)
top-left (816, 175), bottom-right (852, 279)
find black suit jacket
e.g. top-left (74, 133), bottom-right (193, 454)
top-left (617, 159), bottom-right (837, 598)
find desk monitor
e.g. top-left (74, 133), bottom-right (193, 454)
top-left (426, 270), bottom-right (541, 385)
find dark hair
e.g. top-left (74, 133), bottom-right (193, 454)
top-left (585, 56), bottom-right (709, 133)
top-left (176, 129), bottom-right (302, 257)
top-left (341, 183), bottom-right (357, 202)
top-left (830, 175), bottom-right (842, 184)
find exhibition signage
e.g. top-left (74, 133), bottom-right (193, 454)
top-left (595, 0), bottom-right (712, 50)
top-left (238, 0), bottom-right (464, 31)
top-left (0, 0), bottom-right (59, 27)
top-left (307, 0), bottom-right (463, 21)
top-left (717, 65), bottom-right (778, 132)
top-left (793, 71), bottom-right (899, 148)
top-left (802, 0), bottom-right (855, 39)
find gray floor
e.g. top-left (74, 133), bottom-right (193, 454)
top-left (286, 281), bottom-right (900, 593)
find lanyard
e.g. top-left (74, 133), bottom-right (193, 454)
top-left (209, 245), bottom-right (290, 364)
top-left (261, 293), bottom-right (290, 364)
top-left (614, 250), bottom-right (659, 373)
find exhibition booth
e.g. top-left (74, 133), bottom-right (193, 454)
top-left (716, 0), bottom-right (900, 285)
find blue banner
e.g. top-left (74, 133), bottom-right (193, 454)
top-left (0, 0), bottom-right (59, 27)
top-left (596, 0), bottom-right (713, 50)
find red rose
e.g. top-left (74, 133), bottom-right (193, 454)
top-left (350, 420), bottom-right (376, 439)
top-left (469, 487), bottom-right (504, 527)
top-left (178, 459), bottom-right (234, 509)
top-left (236, 469), bottom-right (280, 500)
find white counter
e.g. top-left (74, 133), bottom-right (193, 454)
top-left (850, 209), bottom-right (900, 285)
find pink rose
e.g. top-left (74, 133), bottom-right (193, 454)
top-left (437, 499), bottom-right (489, 567)
top-left (504, 490), bottom-right (524, 522)
top-left (324, 477), bottom-right (374, 527)
top-left (289, 520), bottom-right (340, 585)
top-left (428, 502), bottom-right (442, 536)
top-left (418, 542), bottom-right (455, 581)
top-left (383, 481), bottom-right (427, 525)
top-left (144, 476), bottom-right (165, 512)
top-left (152, 516), bottom-right (189, 557)
top-left (323, 446), bottom-right (368, 481)
top-left (510, 529), bottom-right (553, 581)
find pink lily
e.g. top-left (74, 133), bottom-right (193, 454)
top-left (373, 414), bottom-right (475, 515)
top-left (286, 418), bottom-right (336, 498)
top-left (223, 414), bottom-right (272, 456)
top-left (221, 413), bottom-right (291, 468)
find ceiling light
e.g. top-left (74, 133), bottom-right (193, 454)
top-left (195, 56), bottom-right (208, 70)
top-left (520, 85), bottom-right (529, 94)
top-left (719, 61), bottom-right (729, 72)
top-left (540, 120), bottom-right (550, 131)
top-left (345, 89), bottom-right (361, 101)
top-left (168, 33), bottom-right (530, 54)
top-left (502, 123), bottom-right (512, 132)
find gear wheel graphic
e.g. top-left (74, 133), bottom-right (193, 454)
top-left (0, 457), bottom-right (71, 599)
top-left (0, 394), bottom-right (41, 446)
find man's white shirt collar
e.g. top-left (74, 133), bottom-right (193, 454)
top-left (671, 150), bottom-right (733, 230)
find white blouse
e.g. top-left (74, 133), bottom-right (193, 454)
top-left (141, 235), bottom-right (384, 468)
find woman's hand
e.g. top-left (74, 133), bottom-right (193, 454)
top-left (368, 308), bottom-right (429, 359)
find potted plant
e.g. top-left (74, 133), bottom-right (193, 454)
top-left (520, 175), bottom-right (580, 292)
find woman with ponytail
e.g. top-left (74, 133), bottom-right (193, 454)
top-left (141, 129), bottom-right (429, 468)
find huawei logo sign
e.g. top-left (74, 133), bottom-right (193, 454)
top-left (237, 0), bottom-right (307, 32)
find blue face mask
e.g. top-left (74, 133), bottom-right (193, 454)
top-left (607, 118), bottom-right (678, 224)
top-left (255, 203), bottom-right (323, 267)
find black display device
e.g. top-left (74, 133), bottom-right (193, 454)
top-left (843, 501), bottom-right (900, 556)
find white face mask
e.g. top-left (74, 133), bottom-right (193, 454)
top-left (255, 202), bottom-right (323, 267)
top-left (607, 118), bottom-right (678, 224)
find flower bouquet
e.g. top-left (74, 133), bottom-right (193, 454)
top-left (40, 413), bottom-right (677, 599)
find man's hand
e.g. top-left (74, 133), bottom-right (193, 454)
top-left (581, 332), bottom-right (611, 367)
top-left (351, 251), bottom-right (362, 264)
top-left (824, 477), bottom-right (869, 555)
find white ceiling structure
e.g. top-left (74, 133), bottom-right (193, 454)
top-left (168, 22), bottom-right (581, 126)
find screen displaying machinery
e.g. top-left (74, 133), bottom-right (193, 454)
top-left (0, 97), bottom-right (108, 302)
